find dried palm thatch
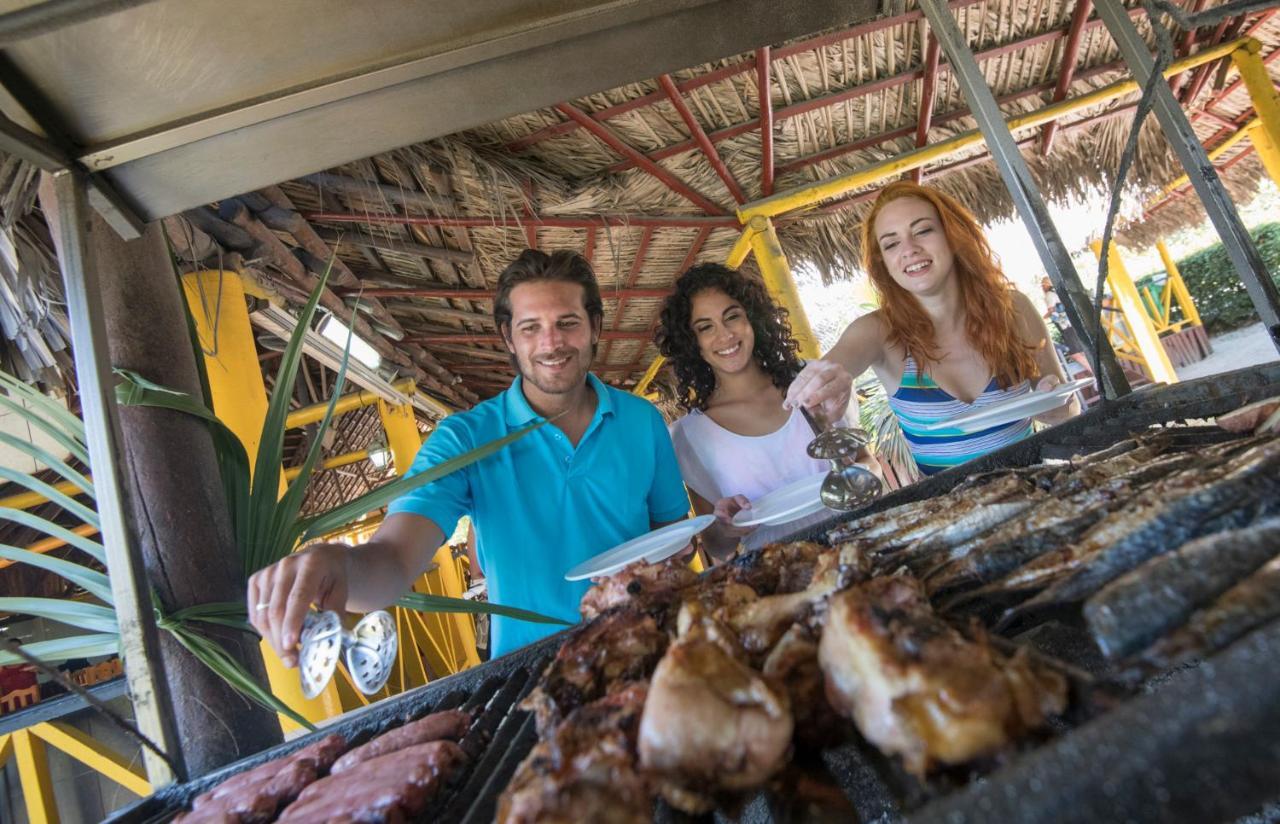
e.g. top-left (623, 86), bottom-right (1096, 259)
top-left (2, 0), bottom-right (1277, 403)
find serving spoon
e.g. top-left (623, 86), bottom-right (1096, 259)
top-left (800, 407), bottom-right (883, 511)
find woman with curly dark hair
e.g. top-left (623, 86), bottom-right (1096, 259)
top-left (656, 263), bottom-right (872, 559)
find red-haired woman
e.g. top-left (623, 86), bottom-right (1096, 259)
top-left (786, 181), bottom-right (1080, 476)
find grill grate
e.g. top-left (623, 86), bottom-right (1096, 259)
top-left (108, 364), bottom-right (1280, 824)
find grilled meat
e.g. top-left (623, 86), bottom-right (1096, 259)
top-left (1218, 396), bottom-right (1280, 433)
top-left (176, 734), bottom-right (346, 824)
top-left (638, 625), bottom-right (793, 811)
top-left (498, 683), bottom-right (651, 824)
top-left (1085, 517), bottom-right (1280, 659)
top-left (720, 549), bottom-right (846, 655)
top-left (330, 709), bottom-right (472, 774)
top-left (521, 608), bottom-right (666, 735)
top-left (276, 740), bottom-right (465, 823)
top-left (1143, 552), bottom-right (1280, 668)
top-left (818, 577), bottom-right (1066, 776)
top-left (762, 621), bottom-right (842, 747)
top-left (579, 558), bottom-right (699, 620)
top-left (698, 540), bottom-right (827, 596)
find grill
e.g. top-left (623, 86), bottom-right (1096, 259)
top-left (108, 362), bottom-right (1280, 824)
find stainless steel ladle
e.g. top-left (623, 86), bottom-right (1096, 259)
top-left (801, 407), bottom-right (884, 511)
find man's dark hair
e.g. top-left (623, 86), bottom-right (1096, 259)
top-left (655, 262), bottom-right (802, 411)
top-left (493, 249), bottom-right (604, 335)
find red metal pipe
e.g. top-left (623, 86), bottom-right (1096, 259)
top-left (348, 285), bottom-right (672, 300)
top-left (1041, 0), bottom-right (1094, 155)
top-left (410, 330), bottom-right (653, 345)
top-left (659, 74), bottom-right (746, 203)
top-left (758, 46), bottom-right (775, 196)
top-left (609, 15), bottom-right (1137, 177)
top-left (604, 227), bottom-right (654, 362)
top-left (554, 102), bottom-right (728, 215)
top-left (1148, 143), bottom-right (1256, 215)
top-left (504, 0), bottom-right (988, 154)
top-left (913, 36), bottom-right (942, 184)
top-left (304, 213), bottom-right (740, 229)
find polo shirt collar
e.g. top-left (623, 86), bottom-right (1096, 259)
top-left (502, 373), bottom-right (614, 427)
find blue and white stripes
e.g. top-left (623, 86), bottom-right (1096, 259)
top-left (888, 357), bottom-right (1033, 475)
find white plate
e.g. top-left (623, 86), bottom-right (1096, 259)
top-left (732, 472), bottom-right (832, 528)
top-left (914, 378), bottom-right (1095, 435)
top-left (564, 514), bottom-right (716, 581)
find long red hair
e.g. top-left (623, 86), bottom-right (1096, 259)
top-left (860, 181), bottom-right (1038, 388)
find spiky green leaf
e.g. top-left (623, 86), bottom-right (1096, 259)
top-left (0, 508), bottom-right (105, 563)
top-left (0, 545), bottom-right (112, 603)
top-left (0, 598), bottom-right (118, 633)
top-left (0, 466), bottom-right (99, 528)
top-left (299, 418), bottom-right (546, 541)
top-left (0, 431), bottom-right (94, 501)
top-left (0, 633), bottom-right (119, 666)
top-left (396, 592), bottom-right (571, 626)
top-left (0, 371), bottom-right (89, 465)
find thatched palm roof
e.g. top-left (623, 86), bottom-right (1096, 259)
top-left (2, 1), bottom-right (1278, 408)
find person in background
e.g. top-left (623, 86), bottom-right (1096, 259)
top-left (657, 263), bottom-right (874, 560)
top-left (787, 181), bottom-right (1080, 477)
top-left (1041, 276), bottom-right (1084, 355)
top-left (250, 249), bottom-right (690, 660)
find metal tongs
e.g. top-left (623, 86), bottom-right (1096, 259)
top-left (800, 407), bottom-right (883, 511)
top-left (297, 609), bottom-right (398, 698)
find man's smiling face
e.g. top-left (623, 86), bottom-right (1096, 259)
top-left (502, 279), bottom-right (600, 396)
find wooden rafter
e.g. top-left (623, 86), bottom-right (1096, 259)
top-left (553, 102), bottom-right (728, 215)
top-left (1041, 0), bottom-right (1094, 155)
top-left (913, 35), bottom-right (941, 184)
top-left (758, 46), bottom-right (775, 197)
top-left (659, 75), bottom-right (746, 203)
top-left (602, 227), bottom-right (654, 364)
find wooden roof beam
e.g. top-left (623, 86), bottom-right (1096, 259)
top-left (913, 35), bottom-right (942, 183)
top-left (602, 227), bottom-right (654, 364)
top-left (304, 213), bottom-right (740, 229)
top-left (553, 102), bottom-right (729, 215)
top-left (608, 10), bottom-right (1142, 176)
top-left (659, 74), bottom-right (746, 203)
top-left (341, 285), bottom-right (672, 299)
top-left (758, 46), bottom-right (775, 197)
top-left (408, 330), bottom-right (654, 345)
top-left (1041, 0), bottom-right (1094, 155)
top-left (503, 0), bottom-right (987, 153)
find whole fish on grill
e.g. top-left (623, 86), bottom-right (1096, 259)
top-left (1084, 517), bottom-right (1280, 659)
top-left (998, 439), bottom-right (1280, 627)
top-left (1142, 552), bottom-right (1280, 668)
top-left (927, 452), bottom-right (1200, 602)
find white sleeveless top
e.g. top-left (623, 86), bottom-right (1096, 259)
top-left (668, 406), bottom-right (829, 504)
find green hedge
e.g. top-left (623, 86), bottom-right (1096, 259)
top-left (1137, 222), bottom-right (1280, 335)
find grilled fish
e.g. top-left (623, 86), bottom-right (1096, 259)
top-left (1084, 517), bottom-right (1280, 659)
top-left (999, 439), bottom-right (1280, 626)
top-left (1142, 552), bottom-right (1280, 669)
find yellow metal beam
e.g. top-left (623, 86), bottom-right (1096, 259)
top-left (181, 269), bottom-right (343, 728)
top-left (285, 379), bottom-right (417, 430)
top-left (746, 216), bottom-right (820, 360)
top-left (13, 728), bottom-right (57, 824)
top-left (376, 399), bottom-right (422, 475)
top-left (1231, 41), bottom-right (1280, 186)
top-left (0, 479), bottom-right (86, 512)
top-left (737, 36), bottom-right (1252, 222)
top-left (1156, 239), bottom-right (1203, 328)
top-left (1091, 240), bottom-right (1178, 385)
top-left (1154, 116), bottom-right (1258, 200)
top-left (0, 523), bottom-right (100, 569)
top-left (32, 722), bottom-right (151, 798)
top-left (282, 449), bottom-right (371, 482)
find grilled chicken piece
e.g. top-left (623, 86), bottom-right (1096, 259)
top-left (818, 576), bottom-right (1066, 776)
top-left (176, 734), bottom-right (346, 824)
top-left (721, 550), bottom-right (846, 655)
top-left (498, 684), bottom-right (652, 824)
top-left (762, 621), bottom-right (843, 747)
top-left (638, 618), bottom-right (793, 812)
top-left (579, 558), bottom-right (699, 620)
top-left (698, 540), bottom-right (827, 596)
top-left (521, 608), bottom-right (666, 735)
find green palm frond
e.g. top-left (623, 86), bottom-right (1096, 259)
top-left (0, 430), bottom-right (94, 500)
top-left (0, 633), bottom-right (120, 666)
top-left (396, 592), bottom-right (570, 626)
top-left (0, 598), bottom-right (118, 634)
top-left (0, 370), bottom-right (89, 466)
top-left (0, 545), bottom-right (113, 603)
top-left (0, 508), bottom-right (105, 563)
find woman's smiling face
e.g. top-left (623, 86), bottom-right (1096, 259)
top-left (690, 288), bottom-right (755, 376)
top-left (873, 196), bottom-right (956, 296)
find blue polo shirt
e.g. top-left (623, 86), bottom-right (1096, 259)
top-left (387, 374), bottom-right (689, 657)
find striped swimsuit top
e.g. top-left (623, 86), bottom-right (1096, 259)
top-left (887, 356), bottom-right (1034, 476)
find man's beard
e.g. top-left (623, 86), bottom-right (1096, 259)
top-left (515, 348), bottom-right (592, 395)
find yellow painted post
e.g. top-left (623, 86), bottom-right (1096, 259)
top-left (181, 269), bottom-right (342, 727)
top-left (32, 722), bottom-right (151, 798)
top-left (377, 399), bottom-right (482, 671)
top-left (747, 216), bottom-right (821, 360)
top-left (1090, 241), bottom-right (1178, 384)
top-left (13, 728), bottom-right (58, 824)
top-left (1156, 240), bottom-right (1203, 328)
top-left (1231, 42), bottom-right (1280, 186)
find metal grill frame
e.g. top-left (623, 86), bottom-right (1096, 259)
top-left (108, 362), bottom-right (1280, 823)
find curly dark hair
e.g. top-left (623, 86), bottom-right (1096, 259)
top-left (655, 263), bottom-right (803, 411)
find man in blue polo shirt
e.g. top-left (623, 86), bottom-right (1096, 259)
top-left (249, 249), bottom-right (690, 661)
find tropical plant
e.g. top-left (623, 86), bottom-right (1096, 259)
top-left (0, 263), bottom-right (564, 727)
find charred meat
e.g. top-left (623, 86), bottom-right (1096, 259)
top-left (330, 709), bottom-right (472, 774)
